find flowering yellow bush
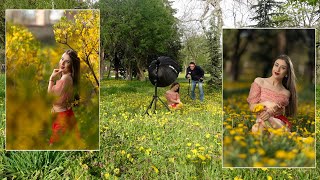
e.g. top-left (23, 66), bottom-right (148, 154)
top-left (53, 10), bottom-right (100, 88)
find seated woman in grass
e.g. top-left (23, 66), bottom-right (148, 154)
top-left (247, 55), bottom-right (297, 134)
top-left (165, 82), bottom-right (183, 109)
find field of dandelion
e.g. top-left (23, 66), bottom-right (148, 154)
top-left (99, 77), bottom-right (223, 179)
top-left (1, 76), bottom-right (320, 178)
top-left (0, 76), bottom-right (221, 179)
top-left (223, 81), bottom-right (316, 167)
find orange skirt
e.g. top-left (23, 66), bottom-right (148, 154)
top-left (49, 109), bottom-right (80, 144)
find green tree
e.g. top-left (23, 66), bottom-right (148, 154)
top-left (274, 0), bottom-right (320, 27)
top-left (206, 6), bottom-right (222, 87)
top-left (181, 34), bottom-right (209, 68)
top-left (250, 0), bottom-right (284, 27)
top-left (98, 0), bottom-right (181, 81)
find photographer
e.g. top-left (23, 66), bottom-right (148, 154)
top-left (185, 62), bottom-right (204, 102)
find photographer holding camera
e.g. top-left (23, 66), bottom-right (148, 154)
top-left (185, 62), bottom-right (204, 102)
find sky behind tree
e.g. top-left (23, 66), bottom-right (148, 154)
top-left (171, 0), bottom-right (259, 29)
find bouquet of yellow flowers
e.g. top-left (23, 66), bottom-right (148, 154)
top-left (252, 104), bottom-right (264, 113)
top-left (252, 104), bottom-right (272, 128)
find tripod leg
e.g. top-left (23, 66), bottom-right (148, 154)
top-left (188, 79), bottom-right (190, 95)
top-left (154, 97), bottom-right (158, 113)
top-left (158, 97), bottom-right (170, 111)
top-left (144, 97), bottom-right (156, 115)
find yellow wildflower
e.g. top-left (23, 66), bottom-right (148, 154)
top-left (275, 150), bottom-right (286, 159)
top-left (151, 165), bottom-right (159, 174)
top-left (234, 176), bottom-right (243, 180)
top-left (198, 154), bottom-right (206, 161)
top-left (302, 137), bottom-right (314, 144)
top-left (205, 133), bottom-right (211, 138)
top-left (238, 154), bottom-right (247, 159)
top-left (113, 168), bottom-right (120, 175)
top-left (253, 162), bottom-right (263, 167)
top-left (249, 148), bottom-right (256, 154)
top-left (252, 104), bottom-right (264, 113)
top-left (104, 173), bottom-right (110, 179)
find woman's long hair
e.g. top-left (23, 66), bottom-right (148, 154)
top-left (170, 82), bottom-right (180, 93)
top-left (276, 54), bottom-right (297, 117)
top-left (65, 49), bottom-right (80, 101)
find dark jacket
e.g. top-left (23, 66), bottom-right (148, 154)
top-left (185, 66), bottom-right (204, 81)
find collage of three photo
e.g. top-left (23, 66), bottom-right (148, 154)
top-left (1, 0), bottom-right (319, 179)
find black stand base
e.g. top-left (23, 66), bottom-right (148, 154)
top-left (144, 95), bottom-right (170, 115)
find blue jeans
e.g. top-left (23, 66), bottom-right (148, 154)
top-left (191, 80), bottom-right (204, 101)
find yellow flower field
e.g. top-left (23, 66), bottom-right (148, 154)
top-left (1, 77), bottom-right (320, 179)
top-left (99, 79), bottom-right (222, 179)
top-left (223, 83), bottom-right (315, 167)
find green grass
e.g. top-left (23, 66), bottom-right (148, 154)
top-left (0, 77), bottom-right (320, 179)
top-left (99, 78), bottom-right (222, 179)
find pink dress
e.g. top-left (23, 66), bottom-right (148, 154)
top-left (165, 91), bottom-right (181, 108)
top-left (247, 81), bottom-right (292, 129)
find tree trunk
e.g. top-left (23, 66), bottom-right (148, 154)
top-left (230, 54), bottom-right (240, 81)
top-left (100, 48), bottom-right (105, 80)
top-left (230, 30), bottom-right (242, 81)
top-left (114, 52), bottom-right (120, 79)
top-left (230, 29), bottom-right (251, 81)
top-left (106, 60), bottom-right (111, 79)
top-left (277, 30), bottom-right (286, 54)
top-left (86, 56), bottom-right (99, 87)
top-left (126, 62), bottom-right (132, 80)
top-left (136, 62), bottom-right (145, 81)
top-left (306, 45), bottom-right (315, 83)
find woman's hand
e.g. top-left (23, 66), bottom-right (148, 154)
top-left (262, 101), bottom-right (281, 113)
top-left (259, 111), bottom-right (271, 121)
top-left (267, 104), bottom-right (282, 115)
top-left (261, 101), bottom-right (276, 109)
top-left (50, 69), bottom-right (61, 80)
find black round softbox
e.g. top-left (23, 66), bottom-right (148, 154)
top-left (148, 56), bottom-right (180, 87)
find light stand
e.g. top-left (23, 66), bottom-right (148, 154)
top-left (187, 78), bottom-right (191, 96)
top-left (144, 60), bottom-right (170, 115)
